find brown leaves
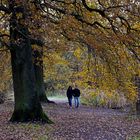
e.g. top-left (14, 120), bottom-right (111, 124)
top-left (45, 102), bottom-right (140, 140)
top-left (0, 101), bottom-right (140, 139)
top-left (0, 102), bottom-right (51, 140)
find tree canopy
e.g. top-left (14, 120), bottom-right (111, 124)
top-left (0, 0), bottom-right (140, 121)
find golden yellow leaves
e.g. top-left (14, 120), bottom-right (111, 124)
top-left (132, 22), bottom-right (140, 30)
top-left (44, 52), bottom-right (68, 67)
top-left (0, 52), bottom-right (11, 92)
top-left (74, 47), bottom-right (83, 59)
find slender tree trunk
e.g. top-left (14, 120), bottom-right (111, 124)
top-left (9, 1), bottom-right (52, 122)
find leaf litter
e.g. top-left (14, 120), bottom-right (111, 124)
top-left (0, 101), bottom-right (140, 140)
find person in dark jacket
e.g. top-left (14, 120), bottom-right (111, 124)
top-left (73, 86), bottom-right (81, 108)
top-left (66, 86), bottom-right (73, 108)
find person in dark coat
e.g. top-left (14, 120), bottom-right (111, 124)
top-left (73, 86), bottom-right (81, 108)
top-left (66, 86), bottom-right (73, 108)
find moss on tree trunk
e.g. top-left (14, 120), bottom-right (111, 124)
top-left (10, 100), bottom-right (51, 123)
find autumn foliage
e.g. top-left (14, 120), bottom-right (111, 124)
top-left (0, 0), bottom-right (140, 108)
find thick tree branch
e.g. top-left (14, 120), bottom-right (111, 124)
top-left (39, 1), bottom-right (110, 30)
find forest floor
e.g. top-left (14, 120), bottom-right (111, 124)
top-left (0, 99), bottom-right (140, 140)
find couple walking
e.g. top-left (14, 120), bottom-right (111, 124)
top-left (66, 86), bottom-right (81, 108)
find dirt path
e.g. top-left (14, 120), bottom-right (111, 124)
top-left (44, 102), bottom-right (140, 140)
top-left (0, 100), bottom-right (140, 140)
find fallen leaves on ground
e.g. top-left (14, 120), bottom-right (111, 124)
top-left (0, 101), bottom-right (140, 140)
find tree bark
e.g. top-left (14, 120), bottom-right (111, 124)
top-left (33, 49), bottom-right (55, 103)
top-left (9, 1), bottom-right (52, 122)
top-left (10, 48), bottom-right (51, 122)
top-left (135, 76), bottom-right (140, 115)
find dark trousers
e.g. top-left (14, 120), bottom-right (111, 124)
top-left (68, 97), bottom-right (72, 107)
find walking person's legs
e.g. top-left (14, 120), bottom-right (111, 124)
top-left (74, 97), bottom-right (80, 108)
top-left (77, 97), bottom-right (80, 108)
top-left (74, 97), bottom-right (77, 108)
top-left (70, 97), bottom-right (72, 107)
top-left (68, 97), bottom-right (72, 107)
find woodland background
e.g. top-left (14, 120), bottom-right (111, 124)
top-left (0, 0), bottom-right (140, 109)
top-left (0, 0), bottom-right (140, 139)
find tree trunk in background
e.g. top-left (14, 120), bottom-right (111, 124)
top-left (33, 49), bottom-right (55, 103)
top-left (9, 1), bottom-right (52, 122)
top-left (135, 76), bottom-right (140, 115)
top-left (34, 62), bottom-right (47, 102)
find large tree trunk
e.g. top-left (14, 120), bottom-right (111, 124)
top-left (10, 45), bottom-right (51, 122)
top-left (9, 1), bottom-right (52, 123)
